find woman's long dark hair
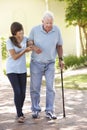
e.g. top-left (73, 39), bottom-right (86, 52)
top-left (9, 22), bottom-right (23, 48)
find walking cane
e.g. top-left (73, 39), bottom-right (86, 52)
top-left (60, 68), bottom-right (66, 118)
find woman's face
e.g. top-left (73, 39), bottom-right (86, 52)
top-left (15, 30), bottom-right (24, 41)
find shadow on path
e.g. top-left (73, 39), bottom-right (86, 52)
top-left (0, 78), bottom-right (87, 130)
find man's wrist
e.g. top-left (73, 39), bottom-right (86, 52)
top-left (59, 57), bottom-right (63, 61)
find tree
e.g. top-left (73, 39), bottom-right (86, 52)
top-left (57, 0), bottom-right (87, 55)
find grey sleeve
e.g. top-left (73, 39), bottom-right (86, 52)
top-left (28, 28), bottom-right (34, 41)
top-left (6, 39), bottom-right (14, 50)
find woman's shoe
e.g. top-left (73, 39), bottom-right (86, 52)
top-left (22, 115), bottom-right (25, 119)
top-left (17, 116), bottom-right (25, 123)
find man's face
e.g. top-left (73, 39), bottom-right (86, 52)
top-left (42, 17), bottom-right (53, 33)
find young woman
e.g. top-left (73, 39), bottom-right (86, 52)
top-left (6, 22), bottom-right (32, 123)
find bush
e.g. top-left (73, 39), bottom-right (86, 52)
top-left (64, 55), bottom-right (87, 69)
top-left (1, 37), bottom-right (7, 60)
top-left (64, 55), bottom-right (78, 69)
top-left (55, 57), bottom-right (59, 69)
top-left (3, 69), bottom-right (6, 75)
top-left (26, 61), bottom-right (30, 68)
top-left (55, 55), bottom-right (87, 70)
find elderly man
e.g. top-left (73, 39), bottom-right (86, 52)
top-left (28, 11), bottom-right (64, 119)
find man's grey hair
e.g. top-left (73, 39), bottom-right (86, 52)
top-left (42, 11), bottom-right (54, 20)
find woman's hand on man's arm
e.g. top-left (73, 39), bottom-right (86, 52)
top-left (32, 46), bottom-right (42, 54)
top-left (27, 40), bottom-right (42, 54)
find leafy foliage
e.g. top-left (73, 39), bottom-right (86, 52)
top-left (56, 0), bottom-right (87, 55)
top-left (1, 37), bottom-right (7, 60)
top-left (64, 55), bottom-right (87, 69)
top-left (64, 0), bottom-right (87, 27)
top-left (55, 55), bottom-right (87, 70)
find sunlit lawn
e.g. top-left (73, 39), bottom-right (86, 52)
top-left (42, 74), bottom-right (87, 90)
top-left (2, 59), bottom-right (87, 90)
top-left (64, 74), bottom-right (87, 82)
top-left (55, 74), bottom-right (87, 90)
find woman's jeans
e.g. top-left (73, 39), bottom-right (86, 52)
top-left (30, 61), bottom-right (55, 113)
top-left (7, 73), bottom-right (26, 117)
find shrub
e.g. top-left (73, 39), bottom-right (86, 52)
top-left (55, 57), bottom-right (59, 69)
top-left (3, 69), bottom-right (6, 75)
top-left (64, 55), bottom-right (87, 69)
top-left (1, 37), bottom-right (7, 60)
top-left (64, 55), bottom-right (78, 69)
top-left (55, 55), bottom-right (87, 70)
top-left (26, 61), bottom-right (30, 68)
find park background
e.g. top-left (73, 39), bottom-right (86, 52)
top-left (0, 0), bottom-right (85, 75)
top-left (0, 0), bottom-right (87, 88)
top-left (0, 0), bottom-right (87, 130)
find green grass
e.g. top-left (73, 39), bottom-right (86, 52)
top-left (56, 74), bottom-right (87, 90)
top-left (64, 74), bottom-right (87, 83)
top-left (2, 57), bottom-right (87, 90)
top-left (42, 74), bottom-right (87, 90)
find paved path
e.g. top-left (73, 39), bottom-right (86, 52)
top-left (0, 78), bottom-right (87, 130)
top-left (0, 68), bottom-right (87, 130)
top-left (55, 68), bottom-right (87, 78)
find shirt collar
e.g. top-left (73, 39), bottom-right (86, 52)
top-left (40, 25), bottom-right (55, 34)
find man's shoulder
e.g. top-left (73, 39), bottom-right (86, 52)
top-left (23, 36), bottom-right (28, 42)
top-left (31, 25), bottom-right (41, 31)
top-left (53, 25), bottom-right (60, 32)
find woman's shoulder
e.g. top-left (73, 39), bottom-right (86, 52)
top-left (6, 38), bottom-right (14, 50)
top-left (7, 38), bottom-right (11, 43)
top-left (6, 38), bottom-right (14, 46)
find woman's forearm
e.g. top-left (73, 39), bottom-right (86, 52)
top-left (12, 49), bottom-right (26, 60)
top-left (9, 47), bottom-right (31, 60)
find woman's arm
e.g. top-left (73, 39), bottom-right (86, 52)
top-left (9, 47), bottom-right (31, 60)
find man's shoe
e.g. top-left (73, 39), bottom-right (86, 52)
top-left (46, 111), bottom-right (57, 120)
top-left (32, 111), bottom-right (40, 119)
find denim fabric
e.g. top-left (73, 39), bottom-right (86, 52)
top-left (30, 61), bottom-right (55, 112)
top-left (7, 73), bottom-right (26, 117)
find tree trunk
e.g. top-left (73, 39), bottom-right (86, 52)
top-left (79, 26), bottom-right (85, 55)
top-left (83, 27), bottom-right (87, 55)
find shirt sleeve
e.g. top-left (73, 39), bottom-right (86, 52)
top-left (57, 28), bottom-right (63, 46)
top-left (28, 28), bottom-right (34, 41)
top-left (6, 39), bottom-right (14, 51)
top-left (24, 36), bottom-right (28, 48)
